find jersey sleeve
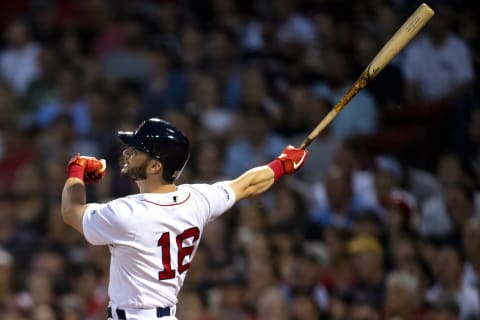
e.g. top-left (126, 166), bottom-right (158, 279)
top-left (210, 182), bottom-right (236, 221)
top-left (192, 182), bottom-right (236, 223)
top-left (82, 199), bottom-right (136, 245)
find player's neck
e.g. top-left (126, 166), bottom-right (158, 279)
top-left (136, 180), bottom-right (177, 194)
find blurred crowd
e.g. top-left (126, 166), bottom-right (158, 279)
top-left (0, 0), bottom-right (479, 319)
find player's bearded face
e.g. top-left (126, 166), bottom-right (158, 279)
top-left (120, 148), bottom-right (149, 181)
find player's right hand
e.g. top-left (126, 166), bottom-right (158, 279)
top-left (276, 145), bottom-right (309, 174)
top-left (67, 153), bottom-right (107, 184)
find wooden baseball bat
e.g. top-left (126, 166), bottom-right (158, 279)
top-left (299, 3), bottom-right (434, 149)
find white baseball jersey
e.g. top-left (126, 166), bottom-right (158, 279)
top-left (82, 182), bottom-right (236, 309)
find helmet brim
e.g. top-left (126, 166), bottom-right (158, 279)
top-left (118, 131), bottom-right (137, 148)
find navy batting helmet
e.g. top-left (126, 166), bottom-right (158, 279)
top-left (118, 118), bottom-right (190, 181)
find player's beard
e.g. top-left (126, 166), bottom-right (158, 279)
top-left (120, 157), bottom-right (150, 181)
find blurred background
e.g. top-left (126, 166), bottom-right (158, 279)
top-left (0, 0), bottom-right (479, 319)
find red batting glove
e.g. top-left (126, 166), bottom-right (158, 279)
top-left (84, 165), bottom-right (106, 184)
top-left (67, 153), bottom-right (107, 184)
top-left (267, 146), bottom-right (309, 181)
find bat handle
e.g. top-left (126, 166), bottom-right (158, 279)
top-left (299, 139), bottom-right (311, 150)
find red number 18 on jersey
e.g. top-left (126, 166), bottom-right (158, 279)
top-left (157, 227), bottom-right (200, 280)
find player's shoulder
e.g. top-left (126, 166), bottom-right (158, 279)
top-left (179, 183), bottom-right (215, 198)
top-left (180, 182), bottom-right (234, 203)
top-left (92, 195), bottom-right (154, 218)
top-left (85, 196), bottom-right (140, 228)
top-left (110, 194), bottom-right (141, 205)
top-left (181, 182), bottom-right (227, 193)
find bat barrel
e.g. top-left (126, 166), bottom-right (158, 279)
top-left (298, 3), bottom-right (434, 150)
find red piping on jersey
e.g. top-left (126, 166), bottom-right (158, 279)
top-left (141, 193), bottom-right (191, 206)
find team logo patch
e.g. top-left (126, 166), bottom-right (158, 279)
top-left (218, 186), bottom-right (230, 200)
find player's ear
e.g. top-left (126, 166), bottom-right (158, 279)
top-left (148, 159), bottom-right (163, 174)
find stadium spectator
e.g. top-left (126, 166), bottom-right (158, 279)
top-left (0, 19), bottom-right (40, 95)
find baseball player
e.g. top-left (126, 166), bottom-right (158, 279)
top-left (61, 118), bottom-right (309, 320)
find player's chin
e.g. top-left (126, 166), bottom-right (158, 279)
top-left (120, 167), bottom-right (134, 179)
top-left (120, 161), bottom-right (128, 172)
top-left (119, 157), bottom-right (130, 173)
top-left (120, 166), bottom-right (129, 176)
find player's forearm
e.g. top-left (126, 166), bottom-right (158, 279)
top-left (229, 146), bottom-right (309, 201)
top-left (229, 166), bottom-right (275, 201)
top-left (61, 178), bottom-right (88, 233)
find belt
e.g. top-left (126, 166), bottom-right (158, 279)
top-left (108, 306), bottom-right (171, 319)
